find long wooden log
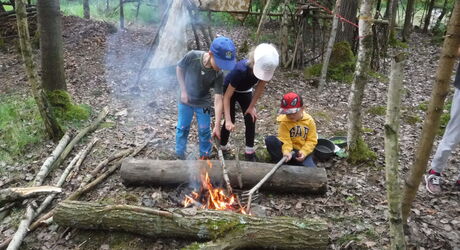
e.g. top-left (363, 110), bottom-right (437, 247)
top-left (54, 200), bottom-right (328, 249)
top-left (120, 159), bottom-right (328, 194)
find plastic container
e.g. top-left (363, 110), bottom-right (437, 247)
top-left (314, 138), bottom-right (336, 161)
top-left (329, 136), bottom-right (347, 148)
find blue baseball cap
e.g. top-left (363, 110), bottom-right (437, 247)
top-left (210, 36), bottom-right (236, 71)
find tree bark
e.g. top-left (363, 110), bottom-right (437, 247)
top-left (120, 159), bottom-right (328, 195)
top-left (401, 1), bottom-right (460, 222)
top-left (319, 0), bottom-right (342, 90)
top-left (423, 0), bottom-right (436, 32)
top-left (255, 0), bottom-right (271, 43)
top-left (54, 201), bottom-right (328, 250)
top-left (15, 0), bottom-right (63, 141)
top-left (37, 0), bottom-right (67, 91)
top-left (384, 53), bottom-right (406, 249)
top-left (346, 0), bottom-right (374, 160)
top-left (335, 0), bottom-right (358, 45)
top-left (387, 0), bottom-right (398, 40)
top-left (402, 0), bottom-right (416, 42)
top-left (83, 0), bottom-right (90, 19)
top-left (280, 0), bottom-right (289, 68)
top-left (0, 186), bottom-right (61, 205)
top-left (119, 0), bottom-right (124, 29)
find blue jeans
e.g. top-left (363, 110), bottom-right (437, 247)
top-left (265, 136), bottom-right (316, 167)
top-left (175, 103), bottom-right (212, 158)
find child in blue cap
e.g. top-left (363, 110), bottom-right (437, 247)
top-left (175, 36), bottom-right (236, 160)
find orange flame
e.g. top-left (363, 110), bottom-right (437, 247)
top-left (182, 160), bottom-right (245, 213)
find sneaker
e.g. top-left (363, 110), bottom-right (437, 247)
top-left (244, 152), bottom-right (257, 162)
top-left (425, 171), bottom-right (442, 194)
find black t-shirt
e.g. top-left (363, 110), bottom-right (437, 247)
top-left (224, 59), bottom-right (259, 91)
top-left (177, 51), bottom-right (223, 107)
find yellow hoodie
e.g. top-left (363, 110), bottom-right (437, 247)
top-left (277, 111), bottom-right (318, 156)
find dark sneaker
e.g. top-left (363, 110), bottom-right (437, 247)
top-left (244, 153), bottom-right (257, 162)
top-left (425, 173), bottom-right (442, 194)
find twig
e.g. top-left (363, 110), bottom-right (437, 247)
top-left (67, 137), bottom-right (99, 181)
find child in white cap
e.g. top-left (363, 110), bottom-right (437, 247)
top-left (220, 43), bottom-right (279, 161)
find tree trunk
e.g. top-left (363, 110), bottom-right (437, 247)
top-left (0, 186), bottom-right (61, 205)
top-left (433, 0), bottom-right (449, 32)
top-left (387, 0), bottom-right (398, 40)
top-left (135, 0), bottom-right (140, 20)
top-left (402, 0), bottom-right (416, 42)
top-left (83, 0), bottom-right (89, 19)
top-left (54, 201), bottom-right (329, 250)
top-left (120, 159), bottom-right (328, 195)
top-left (319, 0), bottom-right (342, 90)
top-left (346, 0), bottom-right (374, 162)
top-left (37, 0), bottom-right (67, 91)
top-left (401, 1), bottom-right (460, 222)
top-left (384, 53), bottom-right (406, 249)
top-left (423, 0), bottom-right (436, 32)
top-left (15, 0), bottom-right (63, 141)
top-left (280, 0), bottom-right (289, 68)
top-left (335, 0), bottom-right (358, 45)
top-left (255, 0), bottom-right (271, 43)
top-left (119, 0), bottom-right (124, 29)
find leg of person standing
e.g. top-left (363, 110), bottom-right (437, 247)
top-left (196, 106), bottom-right (212, 158)
top-left (238, 92), bottom-right (256, 161)
top-left (176, 103), bottom-right (195, 160)
top-left (426, 88), bottom-right (460, 193)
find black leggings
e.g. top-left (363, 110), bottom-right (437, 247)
top-left (220, 91), bottom-right (255, 147)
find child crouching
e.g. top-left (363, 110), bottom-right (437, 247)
top-left (265, 92), bottom-right (318, 167)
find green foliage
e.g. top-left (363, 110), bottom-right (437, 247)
top-left (348, 137), bottom-right (376, 164)
top-left (362, 127), bottom-right (374, 133)
top-left (389, 35), bottom-right (409, 49)
top-left (208, 12), bottom-right (241, 27)
top-left (367, 106), bottom-right (386, 116)
top-left (304, 42), bottom-right (356, 83)
top-left (0, 94), bottom-right (45, 163)
top-left (256, 148), bottom-right (271, 163)
top-left (432, 23), bottom-right (447, 44)
top-left (403, 114), bottom-right (421, 125)
top-left (47, 90), bottom-right (91, 129)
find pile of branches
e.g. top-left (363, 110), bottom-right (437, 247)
top-left (0, 107), bottom-right (152, 250)
top-left (0, 6), bottom-right (37, 38)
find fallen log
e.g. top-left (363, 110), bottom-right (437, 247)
top-left (54, 200), bottom-right (328, 249)
top-left (121, 159), bottom-right (327, 194)
top-left (0, 186), bottom-right (61, 205)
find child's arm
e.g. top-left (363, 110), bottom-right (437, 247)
top-left (176, 66), bottom-right (187, 103)
top-left (213, 94), bottom-right (223, 139)
top-left (299, 118), bottom-right (318, 157)
top-left (278, 122), bottom-right (294, 156)
top-left (223, 85), bottom-right (236, 131)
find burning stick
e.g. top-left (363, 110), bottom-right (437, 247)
top-left (212, 137), bottom-right (233, 195)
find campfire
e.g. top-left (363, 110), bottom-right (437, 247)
top-left (182, 160), bottom-right (246, 214)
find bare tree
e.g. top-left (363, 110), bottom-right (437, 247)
top-left (83, 0), bottom-right (90, 19)
top-left (433, 0), bottom-right (450, 32)
top-left (37, 0), bottom-right (66, 91)
top-left (335, 0), bottom-right (358, 46)
top-left (385, 53), bottom-right (406, 249)
top-left (15, 0), bottom-right (63, 141)
top-left (346, 0), bottom-right (375, 163)
top-left (402, 0), bottom-right (416, 42)
top-left (423, 0), bottom-right (436, 32)
top-left (255, 0), bottom-right (272, 43)
top-left (319, 0), bottom-right (342, 90)
top-left (401, 0), bottom-right (460, 221)
top-left (119, 0), bottom-right (124, 29)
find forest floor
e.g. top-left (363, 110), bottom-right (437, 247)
top-left (0, 15), bottom-right (459, 250)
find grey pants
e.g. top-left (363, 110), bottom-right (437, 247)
top-left (431, 88), bottom-right (460, 180)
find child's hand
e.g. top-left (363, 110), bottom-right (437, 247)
top-left (244, 107), bottom-right (257, 122)
top-left (180, 92), bottom-right (188, 103)
top-left (295, 152), bottom-right (306, 162)
top-left (212, 126), bottom-right (221, 139)
top-left (283, 152), bottom-right (293, 162)
top-left (225, 121), bottom-right (235, 131)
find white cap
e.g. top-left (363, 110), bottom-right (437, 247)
top-left (253, 43), bottom-right (279, 81)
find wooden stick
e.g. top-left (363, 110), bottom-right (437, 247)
top-left (33, 131), bottom-right (71, 186)
top-left (67, 137), bottom-right (99, 181)
top-left (213, 137), bottom-right (232, 194)
top-left (0, 186), bottom-right (61, 205)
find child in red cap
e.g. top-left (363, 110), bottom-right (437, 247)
top-left (265, 92), bottom-right (318, 167)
